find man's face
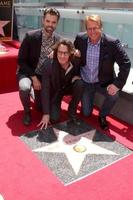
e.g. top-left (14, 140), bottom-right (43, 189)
top-left (42, 13), bottom-right (58, 36)
top-left (57, 44), bottom-right (70, 68)
top-left (86, 20), bottom-right (102, 44)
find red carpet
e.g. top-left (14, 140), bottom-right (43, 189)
top-left (0, 91), bottom-right (133, 200)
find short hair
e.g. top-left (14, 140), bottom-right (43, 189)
top-left (43, 7), bottom-right (60, 21)
top-left (85, 14), bottom-right (103, 28)
top-left (53, 39), bottom-right (75, 60)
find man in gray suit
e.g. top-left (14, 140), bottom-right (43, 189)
top-left (17, 7), bottom-right (61, 125)
top-left (74, 14), bottom-right (131, 130)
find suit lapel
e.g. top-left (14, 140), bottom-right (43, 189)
top-left (82, 34), bottom-right (88, 64)
top-left (99, 34), bottom-right (108, 68)
top-left (35, 30), bottom-right (42, 60)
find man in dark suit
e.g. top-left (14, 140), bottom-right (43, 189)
top-left (74, 14), bottom-right (131, 130)
top-left (38, 39), bottom-right (84, 129)
top-left (17, 8), bottom-right (61, 126)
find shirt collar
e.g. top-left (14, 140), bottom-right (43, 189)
top-left (42, 29), bottom-right (55, 40)
top-left (65, 62), bottom-right (73, 75)
top-left (88, 38), bottom-right (101, 46)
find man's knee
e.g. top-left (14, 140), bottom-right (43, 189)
top-left (108, 93), bottom-right (119, 103)
top-left (74, 79), bottom-right (84, 87)
top-left (73, 80), bottom-right (85, 93)
top-left (19, 78), bottom-right (32, 91)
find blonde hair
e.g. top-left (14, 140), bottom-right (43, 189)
top-left (85, 14), bottom-right (103, 28)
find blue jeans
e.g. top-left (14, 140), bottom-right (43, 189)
top-left (81, 81), bottom-right (119, 117)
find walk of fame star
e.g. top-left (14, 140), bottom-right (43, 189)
top-left (0, 20), bottom-right (10, 36)
top-left (33, 129), bottom-right (118, 175)
top-left (0, 194), bottom-right (4, 200)
top-left (21, 120), bottom-right (132, 185)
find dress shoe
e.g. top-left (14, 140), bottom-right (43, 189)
top-left (67, 117), bottom-right (81, 126)
top-left (98, 116), bottom-right (109, 130)
top-left (23, 112), bottom-right (31, 126)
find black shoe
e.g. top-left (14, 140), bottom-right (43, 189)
top-left (68, 117), bottom-right (81, 126)
top-left (98, 116), bottom-right (109, 130)
top-left (23, 112), bottom-right (31, 126)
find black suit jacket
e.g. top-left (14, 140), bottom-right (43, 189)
top-left (41, 58), bottom-right (80, 114)
top-left (74, 32), bottom-right (131, 89)
top-left (17, 29), bottom-right (61, 77)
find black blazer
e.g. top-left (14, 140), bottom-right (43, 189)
top-left (74, 32), bottom-right (131, 89)
top-left (41, 58), bottom-right (80, 114)
top-left (17, 29), bottom-right (61, 77)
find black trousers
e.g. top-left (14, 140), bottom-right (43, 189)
top-left (50, 79), bottom-right (84, 122)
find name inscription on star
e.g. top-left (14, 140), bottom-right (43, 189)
top-left (0, 1), bottom-right (11, 6)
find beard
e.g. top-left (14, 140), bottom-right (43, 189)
top-left (44, 26), bottom-right (55, 34)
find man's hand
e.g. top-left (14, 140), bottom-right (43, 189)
top-left (107, 84), bottom-right (119, 96)
top-left (31, 76), bottom-right (41, 90)
top-left (37, 114), bottom-right (50, 129)
top-left (74, 49), bottom-right (81, 57)
top-left (72, 76), bottom-right (81, 83)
